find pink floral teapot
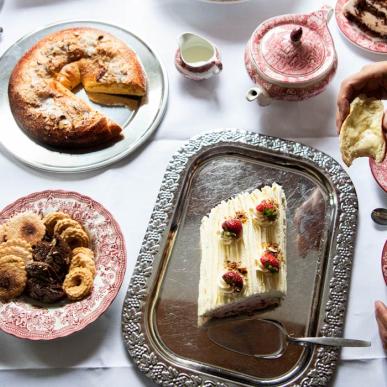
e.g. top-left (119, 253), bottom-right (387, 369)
top-left (244, 5), bottom-right (337, 106)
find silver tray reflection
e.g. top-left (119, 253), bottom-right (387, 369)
top-left (0, 20), bottom-right (168, 173)
top-left (122, 130), bottom-right (358, 386)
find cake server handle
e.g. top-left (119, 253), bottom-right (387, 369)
top-left (288, 336), bottom-right (371, 348)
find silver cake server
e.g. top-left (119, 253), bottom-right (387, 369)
top-left (207, 318), bottom-right (370, 359)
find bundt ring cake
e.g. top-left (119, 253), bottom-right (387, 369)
top-left (8, 27), bottom-right (147, 148)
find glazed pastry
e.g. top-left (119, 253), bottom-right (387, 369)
top-left (5, 212), bottom-right (45, 245)
top-left (9, 27), bottom-right (147, 148)
top-left (340, 95), bottom-right (386, 166)
top-left (198, 183), bottom-right (287, 324)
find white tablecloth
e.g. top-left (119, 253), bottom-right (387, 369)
top-left (0, 0), bottom-right (385, 386)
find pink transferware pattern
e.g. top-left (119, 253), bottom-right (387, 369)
top-left (370, 157), bottom-right (387, 192)
top-left (382, 241), bottom-right (387, 286)
top-left (0, 190), bottom-right (126, 340)
top-left (244, 5), bottom-right (337, 103)
top-left (335, 0), bottom-right (387, 54)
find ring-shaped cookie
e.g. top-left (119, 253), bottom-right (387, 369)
top-left (63, 267), bottom-right (93, 301)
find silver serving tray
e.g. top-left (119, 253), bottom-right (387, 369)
top-left (0, 20), bottom-right (168, 173)
top-left (122, 130), bottom-right (358, 386)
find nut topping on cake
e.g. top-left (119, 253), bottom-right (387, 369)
top-left (222, 271), bottom-right (244, 293)
top-left (235, 211), bottom-right (248, 224)
top-left (221, 218), bottom-right (243, 243)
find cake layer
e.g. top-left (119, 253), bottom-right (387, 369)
top-left (344, 0), bottom-right (387, 39)
top-left (198, 183), bottom-right (287, 325)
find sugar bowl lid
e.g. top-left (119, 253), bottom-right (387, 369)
top-left (249, 5), bottom-right (337, 86)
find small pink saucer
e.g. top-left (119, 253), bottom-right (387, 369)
top-left (370, 157), bottom-right (387, 192)
top-left (335, 0), bottom-right (387, 54)
top-left (382, 241), bottom-right (387, 286)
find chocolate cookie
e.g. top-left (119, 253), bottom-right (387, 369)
top-left (32, 240), bottom-right (52, 262)
top-left (32, 235), bottom-right (71, 281)
top-left (44, 235), bottom-right (71, 280)
top-left (25, 262), bottom-right (65, 303)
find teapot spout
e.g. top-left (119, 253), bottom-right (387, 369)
top-left (246, 86), bottom-right (271, 106)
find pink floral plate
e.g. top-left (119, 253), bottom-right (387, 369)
top-left (382, 241), bottom-right (387, 286)
top-left (0, 190), bottom-right (126, 340)
top-left (335, 0), bottom-right (387, 54)
top-left (370, 157), bottom-right (387, 192)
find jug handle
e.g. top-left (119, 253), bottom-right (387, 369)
top-left (213, 59), bottom-right (223, 74)
top-left (246, 86), bottom-right (272, 106)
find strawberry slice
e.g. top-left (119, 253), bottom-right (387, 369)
top-left (260, 251), bottom-right (280, 273)
top-left (222, 271), bottom-right (244, 292)
top-left (221, 218), bottom-right (243, 239)
top-left (256, 199), bottom-right (278, 221)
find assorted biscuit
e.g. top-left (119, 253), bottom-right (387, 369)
top-left (0, 211), bottom-right (96, 303)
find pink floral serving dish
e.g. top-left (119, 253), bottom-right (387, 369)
top-left (370, 157), bottom-right (387, 192)
top-left (245, 5), bottom-right (338, 106)
top-left (0, 190), bottom-right (126, 340)
top-left (382, 241), bottom-right (387, 286)
top-left (335, 0), bottom-right (387, 54)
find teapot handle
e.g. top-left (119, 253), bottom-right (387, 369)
top-left (246, 86), bottom-right (272, 106)
top-left (319, 5), bottom-right (334, 23)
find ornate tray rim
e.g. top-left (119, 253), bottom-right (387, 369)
top-left (122, 129), bottom-right (358, 386)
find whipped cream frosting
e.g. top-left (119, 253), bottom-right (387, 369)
top-left (198, 183), bottom-right (287, 322)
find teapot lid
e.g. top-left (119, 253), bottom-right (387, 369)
top-left (249, 6), bottom-right (336, 86)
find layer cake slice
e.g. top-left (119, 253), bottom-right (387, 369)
top-left (198, 183), bottom-right (287, 325)
top-left (344, 0), bottom-right (387, 39)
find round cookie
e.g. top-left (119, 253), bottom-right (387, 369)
top-left (61, 227), bottom-right (89, 248)
top-left (0, 223), bottom-right (7, 243)
top-left (0, 257), bottom-right (27, 300)
top-left (63, 267), bottom-right (93, 301)
top-left (5, 212), bottom-right (45, 245)
top-left (0, 255), bottom-right (26, 271)
top-left (70, 253), bottom-right (96, 278)
top-left (0, 238), bottom-right (32, 253)
top-left (72, 247), bottom-right (94, 261)
top-left (0, 245), bottom-right (32, 264)
top-left (43, 212), bottom-right (71, 236)
top-left (53, 218), bottom-right (83, 235)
